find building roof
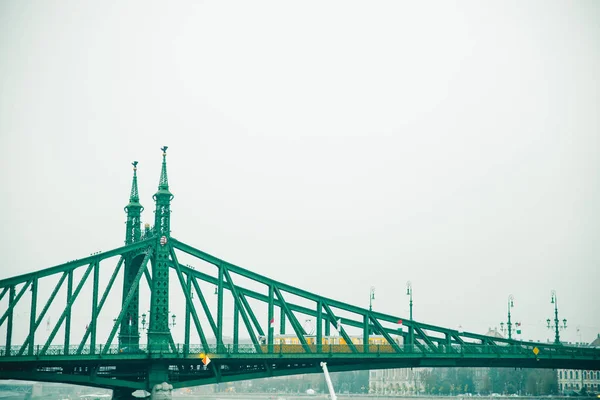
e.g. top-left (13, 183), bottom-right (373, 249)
top-left (590, 334), bottom-right (600, 347)
top-left (485, 328), bottom-right (505, 339)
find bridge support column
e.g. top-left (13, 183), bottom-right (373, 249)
top-left (150, 383), bottom-right (173, 400)
top-left (112, 388), bottom-right (138, 400)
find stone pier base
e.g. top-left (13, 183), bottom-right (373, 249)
top-left (150, 382), bottom-right (173, 400)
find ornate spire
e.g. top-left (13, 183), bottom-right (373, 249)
top-left (125, 161), bottom-right (144, 245)
top-left (129, 161), bottom-right (140, 203)
top-left (158, 146), bottom-right (170, 192)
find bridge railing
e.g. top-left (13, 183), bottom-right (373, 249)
top-left (1, 343), bottom-right (598, 358)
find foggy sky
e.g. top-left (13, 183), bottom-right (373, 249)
top-left (0, 1), bottom-right (599, 346)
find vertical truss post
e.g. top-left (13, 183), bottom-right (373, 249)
top-left (169, 246), bottom-right (210, 353)
top-left (363, 314), bottom-right (369, 353)
top-left (90, 262), bottom-right (99, 354)
top-left (5, 286), bottom-right (15, 355)
top-left (18, 274), bottom-right (67, 356)
top-left (280, 307), bottom-right (286, 335)
top-left (103, 250), bottom-right (151, 354)
top-left (233, 301), bottom-right (239, 353)
top-left (76, 257), bottom-right (123, 355)
top-left (0, 281), bottom-right (31, 328)
top-left (28, 280), bottom-right (37, 355)
top-left (316, 300), bottom-right (323, 353)
top-left (64, 270), bottom-right (73, 355)
top-left (190, 278), bottom-right (218, 337)
top-left (325, 315), bottom-right (330, 336)
top-left (184, 273), bottom-right (191, 355)
top-left (217, 265), bottom-right (224, 351)
top-left (268, 285), bottom-right (274, 353)
top-left (41, 263), bottom-right (94, 355)
top-left (274, 287), bottom-right (311, 352)
top-left (240, 294), bottom-right (264, 337)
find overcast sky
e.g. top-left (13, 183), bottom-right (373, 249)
top-left (0, 1), bottom-right (599, 347)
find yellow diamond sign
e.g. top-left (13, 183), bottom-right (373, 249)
top-left (533, 347), bottom-right (540, 356)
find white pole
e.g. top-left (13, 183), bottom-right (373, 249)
top-left (320, 362), bottom-right (337, 400)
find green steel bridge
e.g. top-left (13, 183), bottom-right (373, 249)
top-left (0, 148), bottom-right (598, 398)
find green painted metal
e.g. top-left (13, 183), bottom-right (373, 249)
top-left (91, 262), bottom-right (99, 354)
top-left (42, 263), bottom-right (94, 355)
top-left (169, 246), bottom-right (209, 352)
top-left (240, 293), bottom-right (264, 338)
top-left (217, 265), bottom-right (224, 349)
top-left (280, 306), bottom-right (286, 335)
top-left (28, 281), bottom-right (36, 355)
top-left (363, 314), bottom-right (369, 353)
top-left (190, 277), bottom-right (218, 337)
top-left (184, 272), bottom-right (191, 354)
top-left (18, 272), bottom-right (68, 356)
top-left (267, 285), bottom-right (274, 350)
top-left (5, 286), bottom-right (14, 355)
top-left (103, 250), bottom-right (152, 354)
top-left (125, 161), bottom-right (143, 246)
top-left (76, 257), bottom-right (124, 354)
top-left (1, 148), bottom-right (599, 393)
top-left (64, 270), bottom-right (73, 354)
top-left (122, 163), bottom-right (144, 352)
top-left (316, 299), bottom-right (322, 352)
top-left (0, 280), bottom-right (31, 327)
top-left (275, 286), bottom-right (310, 352)
top-left (0, 287), bottom-right (7, 302)
top-left (0, 240), bottom-right (151, 289)
top-left (222, 267), bottom-right (261, 352)
top-left (233, 300), bottom-right (239, 351)
top-left (148, 147), bottom-right (174, 352)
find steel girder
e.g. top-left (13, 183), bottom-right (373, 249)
top-left (1, 237), bottom-right (599, 391)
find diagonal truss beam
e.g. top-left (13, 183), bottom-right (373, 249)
top-left (171, 238), bottom-right (523, 352)
top-left (169, 245), bottom-right (210, 352)
top-left (102, 249), bottom-right (152, 354)
top-left (76, 256), bottom-right (124, 354)
top-left (274, 287), bottom-right (310, 352)
top-left (41, 263), bottom-right (95, 355)
top-left (18, 272), bottom-right (68, 355)
top-left (0, 281), bottom-right (31, 328)
top-left (0, 240), bottom-right (152, 288)
top-left (222, 267), bottom-right (262, 352)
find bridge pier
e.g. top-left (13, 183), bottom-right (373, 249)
top-left (112, 388), bottom-right (138, 400)
top-left (150, 383), bottom-right (173, 400)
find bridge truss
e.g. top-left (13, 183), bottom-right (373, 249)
top-left (0, 148), bottom-right (598, 394)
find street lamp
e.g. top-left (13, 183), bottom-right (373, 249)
top-left (369, 286), bottom-right (375, 311)
top-left (547, 290), bottom-right (567, 344)
top-left (499, 294), bottom-right (515, 340)
top-left (406, 281), bottom-right (414, 349)
top-left (139, 311), bottom-right (176, 329)
top-left (406, 281), bottom-right (413, 321)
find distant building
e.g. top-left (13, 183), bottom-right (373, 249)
top-left (556, 334), bottom-right (600, 393)
top-left (369, 368), bottom-right (427, 394)
top-left (471, 328), bottom-right (505, 393)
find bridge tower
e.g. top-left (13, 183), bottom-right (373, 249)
top-left (120, 161), bottom-right (144, 350)
top-left (148, 147), bottom-right (174, 352)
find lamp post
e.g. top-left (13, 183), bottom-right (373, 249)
top-left (406, 281), bottom-right (413, 321)
top-left (500, 295), bottom-right (515, 340)
top-left (406, 281), bottom-right (413, 349)
top-left (369, 286), bottom-right (375, 311)
top-left (547, 290), bottom-right (567, 345)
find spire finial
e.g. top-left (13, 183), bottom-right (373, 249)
top-left (158, 146), bottom-right (169, 190)
top-left (130, 161), bottom-right (139, 202)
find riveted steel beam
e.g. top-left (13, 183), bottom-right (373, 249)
top-left (76, 257), bottom-right (124, 354)
top-left (169, 246), bottom-right (209, 352)
top-left (102, 249), bottom-right (152, 354)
